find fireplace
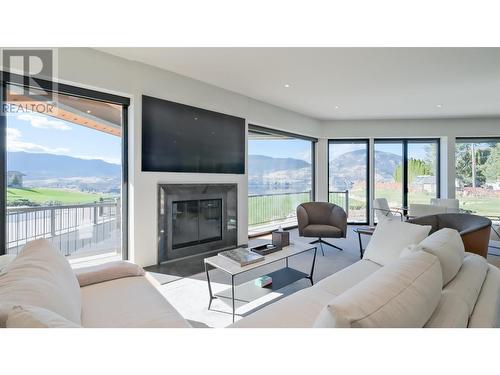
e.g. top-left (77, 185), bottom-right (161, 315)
top-left (172, 199), bottom-right (222, 249)
top-left (158, 184), bottom-right (237, 263)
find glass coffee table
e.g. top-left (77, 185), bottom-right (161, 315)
top-left (204, 242), bottom-right (317, 322)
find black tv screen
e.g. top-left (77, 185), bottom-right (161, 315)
top-left (142, 95), bottom-right (245, 174)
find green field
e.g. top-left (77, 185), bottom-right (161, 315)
top-left (7, 188), bottom-right (110, 206)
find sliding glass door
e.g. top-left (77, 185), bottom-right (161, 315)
top-left (328, 140), bottom-right (369, 223)
top-left (407, 140), bottom-right (439, 204)
top-left (374, 138), bottom-right (440, 213)
top-left (248, 125), bottom-right (316, 235)
top-left (1, 74), bottom-right (129, 259)
top-left (455, 138), bottom-right (500, 218)
top-left (374, 140), bottom-right (404, 210)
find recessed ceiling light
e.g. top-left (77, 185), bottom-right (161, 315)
top-left (436, 104), bottom-right (443, 108)
top-left (86, 110), bottom-right (91, 114)
top-left (284, 84), bottom-right (291, 88)
top-left (334, 105), bottom-right (340, 109)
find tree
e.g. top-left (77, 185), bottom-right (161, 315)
top-left (484, 143), bottom-right (500, 183)
top-left (455, 143), bottom-right (489, 187)
top-left (394, 158), bottom-right (432, 183)
top-left (11, 175), bottom-right (21, 187)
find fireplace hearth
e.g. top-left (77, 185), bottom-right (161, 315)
top-left (158, 184), bottom-right (237, 263)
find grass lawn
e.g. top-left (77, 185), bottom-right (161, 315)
top-left (458, 196), bottom-right (500, 218)
top-left (377, 188), bottom-right (500, 217)
top-left (7, 188), bottom-right (110, 206)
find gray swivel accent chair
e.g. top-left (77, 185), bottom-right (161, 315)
top-left (297, 202), bottom-right (347, 256)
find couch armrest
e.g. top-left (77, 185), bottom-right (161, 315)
top-left (74, 261), bottom-right (145, 287)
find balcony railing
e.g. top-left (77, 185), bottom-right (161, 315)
top-left (6, 200), bottom-right (120, 256)
top-left (328, 190), bottom-right (349, 216)
top-left (248, 191), bottom-right (312, 227)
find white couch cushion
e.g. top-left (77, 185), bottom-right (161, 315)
top-left (401, 228), bottom-right (465, 286)
top-left (468, 265), bottom-right (500, 328)
top-left (314, 251), bottom-right (442, 328)
top-left (424, 294), bottom-right (469, 328)
top-left (0, 239), bottom-right (81, 327)
top-left (0, 255), bottom-right (16, 272)
top-left (443, 253), bottom-right (488, 316)
top-left (314, 259), bottom-right (382, 297)
top-left (80, 274), bottom-right (190, 328)
top-left (230, 286), bottom-right (335, 328)
top-left (231, 260), bottom-right (381, 328)
top-left (6, 305), bottom-right (81, 328)
top-left (362, 219), bottom-right (431, 266)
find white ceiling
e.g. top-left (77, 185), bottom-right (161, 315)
top-left (97, 48), bottom-right (500, 120)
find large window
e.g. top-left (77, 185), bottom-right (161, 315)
top-left (328, 140), bottom-right (369, 223)
top-left (1, 76), bottom-right (129, 259)
top-left (248, 125), bottom-right (316, 235)
top-left (374, 139), bottom-right (439, 213)
top-left (455, 138), bottom-right (500, 218)
top-left (407, 140), bottom-right (439, 204)
top-left (374, 140), bottom-right (404, 211)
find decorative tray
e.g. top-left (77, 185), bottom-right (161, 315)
top-left (251, 243), bottom-right (280, 256)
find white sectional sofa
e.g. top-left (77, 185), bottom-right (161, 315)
top-left (232, 220), bottom-right (500, 328)
top-left (0, 239), bottom-right (189, 328)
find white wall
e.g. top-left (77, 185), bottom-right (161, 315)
top-left (320, 118), bottom-right (500, 139)
top-left (55, 48), bottom-right (321, 266)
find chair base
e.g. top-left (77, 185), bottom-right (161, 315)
top-left (310, 238), bottom-right (343, 256)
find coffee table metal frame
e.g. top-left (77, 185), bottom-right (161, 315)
top-left (204, 244), bottom-right (317, 322)
top-left (353, 227), bottom-right (375, 259)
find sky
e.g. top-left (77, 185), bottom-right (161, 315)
top-left (329, 141), bottom-right (431, 161)
top-left (6, 111), bottom-right (122, 165)
top-left (248, 139), bottom-right (312, 162)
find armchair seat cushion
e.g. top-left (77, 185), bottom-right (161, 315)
top-left (302, 224), bottom-right (342, 238)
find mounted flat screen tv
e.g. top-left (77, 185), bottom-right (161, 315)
top-left (142, 95), bottom-right (245, 174)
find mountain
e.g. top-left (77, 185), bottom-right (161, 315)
top-left (373, 150), bottom-right (402, 181)
top-left (7, 151), bottom-right (121, 179)
top-left (329, 149), bottom-right (402, 186)
top-left (248, 155), bottom-right (310, 176)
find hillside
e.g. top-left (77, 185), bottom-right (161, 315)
top-left (329, 149), bottom-right (402, 184)
top-left (248, 155), bottom-right (310, 176)
top-left (7, 151), bottom-right (121, 179)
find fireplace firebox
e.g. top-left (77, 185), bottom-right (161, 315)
top-left (172, 199), bottom-right (222, 249)
top-left (158, 184), bottom-right (237, 263)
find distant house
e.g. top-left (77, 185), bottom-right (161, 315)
top-left (7, 171), bottom-right (25, 188)
top-left (411, 175), bottom-right (436, 194)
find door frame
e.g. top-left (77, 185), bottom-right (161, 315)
top-left (374, 138), bottom-right (441, 212)
top-left (0, 71), bottom-right (130, 258)
top-left (327, 138), bottom-right (370, 225)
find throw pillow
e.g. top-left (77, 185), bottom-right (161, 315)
top-left (314, 251), bottom-right (442, 328)
top-left (6, 305), bottom-right (81, 328)
top-left (0, 239), bottom-right (81, 326)
top-left (401, 228), bottom-right (465, 286)
top-left (75, 261), bottom-right (145, 287)
top-left (362, 219), bottom-right (431, 266)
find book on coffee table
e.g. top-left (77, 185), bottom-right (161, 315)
top-left (218, 248), bottom-right (265, 267)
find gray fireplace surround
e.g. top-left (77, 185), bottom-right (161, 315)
top-left (158, 183), bottom-right (238, 263)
